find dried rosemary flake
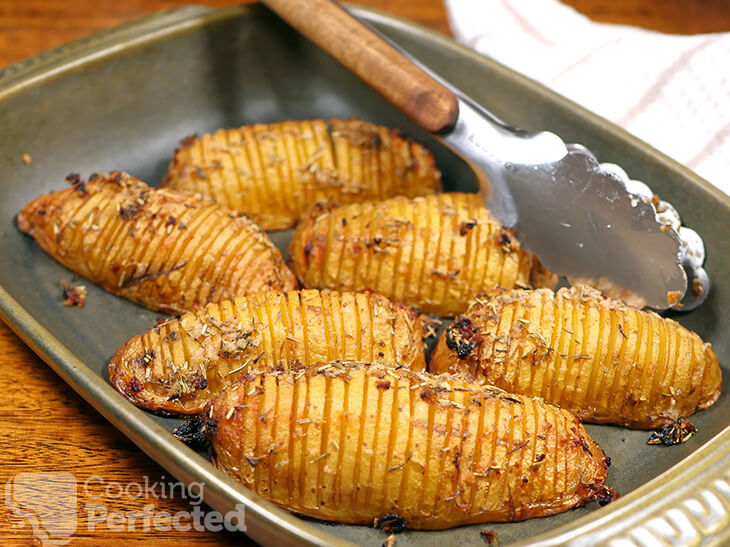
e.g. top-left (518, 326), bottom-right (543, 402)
top-left (229, 361), bottom-right (250, 375)
top-left (310, 452), bottom-right (330, 464)
top-left (442, 490), bottom-right (461, 502)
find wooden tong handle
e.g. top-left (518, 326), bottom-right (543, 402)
top-left (261, 0), bottom-right (459, 133)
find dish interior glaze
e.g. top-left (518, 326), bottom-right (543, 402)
top-left (0, 5), bottom-right (728, 546)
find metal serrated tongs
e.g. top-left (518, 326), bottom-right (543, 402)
top-left (262, 0), bottom-right (709, 311)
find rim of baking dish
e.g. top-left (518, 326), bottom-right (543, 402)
top-left (0, 5), bottom-right (728, 546)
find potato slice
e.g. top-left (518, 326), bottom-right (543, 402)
top-left (162, 118), bottom-right (441, 230)
top-left (202, 362), bottom-right (612, 529)
top-left (429, 286), bottom-right (722, 428)
top-left (17, 172), bottom-right (296, 314)
top-left (109, 290), bottom-right (425, 414)
top-left (290, 192), bottom-right (556, 316)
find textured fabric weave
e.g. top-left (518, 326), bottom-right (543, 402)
top-left (446, 0), bottom-right (730, 195)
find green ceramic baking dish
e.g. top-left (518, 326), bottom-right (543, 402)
top-left (0, 4), bottom-right (728, 546)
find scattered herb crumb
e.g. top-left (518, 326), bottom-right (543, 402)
top-left (374, 513), bottom-right (407, 534)
top-left (173, 415), bottom-right (215, 449)
top-left (597, 486), bottom-right (619, 506)
top-left (648, 417), bottom-right (697, 446)
top-left (61, 280), bottom-right (87, 307)
top-left (480, 529), bottom-right (499, 544)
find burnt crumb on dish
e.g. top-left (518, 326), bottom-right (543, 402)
top-left (374, 513), bottom-right (407, 534)
top-left (647, 417), bottom-right (697, 446)
top-left (60, 280), bottom-right (87, 307)
top-left (173, 415), bottom-right (216, 449)
top-left (596, 486), bottom-right (619, 507)
top-left (445, 317), bottom-right (482, 359)
top-left (480, 529), bottom-right (499, 544)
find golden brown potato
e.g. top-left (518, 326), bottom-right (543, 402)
top-left (108, 290), bottom-right (425, 414)
top-left (161, 118), bottom-right (442, 230)
top-left (430, 287), bottom-right (722, 428)
top-left (202, 362), bottom-right (612, 529)
top-left (290, 193), bottom-right (556, 316)
top-left (17, 172), bottom-right (297, 314)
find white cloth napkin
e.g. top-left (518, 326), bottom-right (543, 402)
top-left (445, 0), bottom-right (730, 196)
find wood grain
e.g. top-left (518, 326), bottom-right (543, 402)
top-left (563, 0), bottom-right (730, 34)
top-left (0, 0), bottom-right (728, 545)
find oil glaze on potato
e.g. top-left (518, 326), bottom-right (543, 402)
top-left (108, 290), bottom-right (425, 415)
top-left (17, 172), bottom-right (297, 314)
top-left (290, 192), bottom-right (556, 316)
top-left (162, 118), bottom-right (442, 230)
top-left (430, 287), bottom-right (722, 428)
top-left (203, 362), bottom-right (612, 529)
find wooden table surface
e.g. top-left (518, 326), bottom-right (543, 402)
top-left (1, 1), bottom-right (729, 545)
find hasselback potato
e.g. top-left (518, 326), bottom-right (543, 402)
top-left (430, 287), bottom-right (722, 428)
top-left (202, 362), bottom-right (612, 529)
top-left (162, 118), bottom-right (442, 230)
top-left (17, 172), bottom-right (297, 314)
top-left (290, 192), bottom-right (556, 316)
top-left (109, 290), bottom-right (425, 414)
